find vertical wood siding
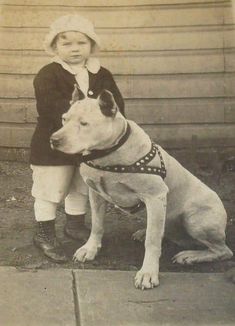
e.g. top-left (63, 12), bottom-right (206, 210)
top-left (0, 0), bottom-right (235, 151)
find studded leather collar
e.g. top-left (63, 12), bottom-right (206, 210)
top-left (84, 142), bottom-right (167, 180)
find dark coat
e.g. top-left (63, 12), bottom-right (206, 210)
top-left (30, 62), bottom-right (125, 165)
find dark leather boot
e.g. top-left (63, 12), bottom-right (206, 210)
top-left (64, 214), bottom-right (90, 241)
top-left (33, 220), bottom-right (68, 263)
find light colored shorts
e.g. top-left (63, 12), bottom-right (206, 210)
top-left (31, 165), bottom-right (88, 203)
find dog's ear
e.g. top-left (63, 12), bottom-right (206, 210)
top-left (98, 90), bottom-right (118, 117)
top-left (70, 84), bottom-right (85, 105)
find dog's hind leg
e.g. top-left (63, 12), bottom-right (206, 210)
top-left (172, 208), bottom-right (233, 265)
top-left (172, 240), bottom-right (233, 265)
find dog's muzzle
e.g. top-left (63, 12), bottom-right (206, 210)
top-left (50, 137), bottom-right (61, 150)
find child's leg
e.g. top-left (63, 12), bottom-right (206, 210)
top-left (64, 167), bottom-right (90, 241)
top-left (31, 165), bottom-right (75, 262)
top-left (34, 198), bottom-right (57, 222)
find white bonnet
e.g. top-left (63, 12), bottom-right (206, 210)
top-left (44, 14), bottom-right (100, 55)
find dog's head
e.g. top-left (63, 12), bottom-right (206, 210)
top-left (50, 86), bottom-right (123, 154)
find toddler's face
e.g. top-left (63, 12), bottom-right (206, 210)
top-left (53, 31), bottom-right (92, 65)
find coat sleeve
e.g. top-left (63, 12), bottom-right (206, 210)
top-left (33, 68), bottom-right (71, 127)
top-left (103, 70), bottom-right (125, 117)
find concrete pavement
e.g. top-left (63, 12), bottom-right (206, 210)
top-left (0, 267), bottom-right (235, 326)
top-left (0, 267), bottom-right (76, 326)
top-left (75, 270), bottom-right (235, 326)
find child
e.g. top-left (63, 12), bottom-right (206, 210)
top-left (30, 14), bottom-right (125, 262)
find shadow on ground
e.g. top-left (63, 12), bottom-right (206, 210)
top-left (0, 159), bottom-right (234, 273)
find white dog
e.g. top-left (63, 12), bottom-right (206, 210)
top-left (50, 87), bottom-right (233, 290)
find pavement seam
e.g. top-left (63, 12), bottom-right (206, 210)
top-left (72, 270), bottom-right (82, 326)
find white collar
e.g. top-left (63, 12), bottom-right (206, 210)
top-left (52, 56), bottom-right (100, 74)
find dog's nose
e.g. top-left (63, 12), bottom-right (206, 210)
top-left (50, 137), bottom-right (61, 149)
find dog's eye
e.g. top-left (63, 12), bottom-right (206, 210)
top-left (80, 121), bottom-right (88, 126)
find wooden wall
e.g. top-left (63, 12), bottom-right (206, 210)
top-left (0, 0), bottom-right (235, 159)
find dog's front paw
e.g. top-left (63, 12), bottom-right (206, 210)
top-left (132, 228), bottom-right (146, 242)
top-left (134, 269), bottom-right (159, 290)
top-left (73, 245), bottom-right (99, 263)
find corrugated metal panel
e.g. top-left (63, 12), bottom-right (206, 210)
top-left (0, 49), bottom-right (227, 75)
top-left (1, 27), bottom-right (228, 51)
top-left (1, 123), bottom-right (234, 149)
top-left (2, 73), bottom-right (234, 99)
top-left (0, 98), bottom-right (227, 124)
top-left (1, 5), bottom-right (226, 28)
top-left (0, 0), bottom-right (234, 151)
top-left (2, 1), bottom-right (230, 6)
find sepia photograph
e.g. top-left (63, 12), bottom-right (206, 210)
top-left (0, 0), bottom-right (235, 325)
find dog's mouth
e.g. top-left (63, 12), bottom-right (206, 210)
top-left (50, 138), bottom-right (60, 150)
top-left (50, 137), bottom-right (88, 155)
